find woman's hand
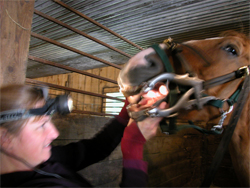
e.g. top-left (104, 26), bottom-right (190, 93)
top-left (137, 101), bottom-right (167, 140)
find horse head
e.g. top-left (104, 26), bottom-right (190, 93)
top-left (118, 30), bottom-right (250, 187)
top-left (118, 30), bottom-right (249, 124)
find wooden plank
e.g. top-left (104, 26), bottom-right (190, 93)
top-left (78, 74), bottom-right (86, 111)
top-left (47, 75), bottom-right (56, 96)
top-left (155, 172), bottom-right (200, 187)
top-left (58, 73), bottom-right (68, 95)
top-left (100, 67), bottom-right (119, 92)
top-left (148, 159), bottom-right (199, 185)
top-left (84, 70), bottom-right (92, 111)
top-left (70, 73), bottom-right (79, 110)
top-left (99, 67), bottom-right (108, 113)
top-left (106, 67), bottom-right (115, 88)
top-left (74, 73), bottom-right (80, 110)
top-left (92, 69), bottom-right (100, 112)
top-left (0, 0), bottom-right (34, 86)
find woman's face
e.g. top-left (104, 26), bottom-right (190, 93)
top-left (9, 115), bottom-right (59, 167)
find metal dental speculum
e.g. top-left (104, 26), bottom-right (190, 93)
top-left (127, 73), bottom-right (216, 121)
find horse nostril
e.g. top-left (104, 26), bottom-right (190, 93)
top-left (145, 54), bottom-right (162, 69)
top-left (146, 59), bottom-right (156, 68)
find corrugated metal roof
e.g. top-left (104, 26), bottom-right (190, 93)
top-left (27, 0), bottom-right (249, 78)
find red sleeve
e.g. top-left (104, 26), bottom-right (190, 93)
top-left (121, 121), bottom-right (146, 160)
top-left (120, 121), bottom-right (149, 187)
top-left (115, 98), bottom-right (130, 126)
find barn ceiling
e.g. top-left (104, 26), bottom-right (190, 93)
top-left (27, 0), bottom-right (250, 78)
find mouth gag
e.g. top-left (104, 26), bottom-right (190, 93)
top-left (127, 72), bottom-right (216, 122)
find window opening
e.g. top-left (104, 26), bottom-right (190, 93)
top-left (105, 92), bottom-right (125, 115)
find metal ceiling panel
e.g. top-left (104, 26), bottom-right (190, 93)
top-left (27, 0), bottom-right (249, 78)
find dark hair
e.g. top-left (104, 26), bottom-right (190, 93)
top-left (0, 84), bottom-right (45, 135)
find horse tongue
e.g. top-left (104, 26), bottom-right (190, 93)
top-left (138, 97), bottom-right (148, 105)
top-left (138, 97), bottom-right (158, 107)
top-left (127, 102), bottom-right (152, 114)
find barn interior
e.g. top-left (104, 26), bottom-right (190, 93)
top-left (1, 0), bottom-right (249, 187)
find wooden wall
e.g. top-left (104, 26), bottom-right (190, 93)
top-left (34, 66), bottom-right (120, 113)
top-left (144, 126), bottom-right (240, 187)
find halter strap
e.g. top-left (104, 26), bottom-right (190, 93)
top-left (205, 65), bottom-right (249, 108)
top-left (150, 44), bottom-right (174, 73)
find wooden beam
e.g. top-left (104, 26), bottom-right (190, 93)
top-left (0, 0), bottom-right (34, 87)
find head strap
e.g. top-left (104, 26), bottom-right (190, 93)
top-left (150, 44), bottom-right (174, 73)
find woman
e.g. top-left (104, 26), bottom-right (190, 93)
top-left (0, 84), bottom-right (166, 187)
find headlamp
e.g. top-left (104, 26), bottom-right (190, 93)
top-left (0, 94), bottom-right (73, 124)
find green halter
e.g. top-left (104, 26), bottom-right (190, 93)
top-left (150, 44), bottom-right (174, 73)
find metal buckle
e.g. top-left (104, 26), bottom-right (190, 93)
top-left (238, 66), bottom-right (250, 77)
top-left (163, 37), bottom-right (177, 50)
top-left (211, 104), bottom-right (234, 133)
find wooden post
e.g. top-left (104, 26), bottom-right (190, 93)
top-left (0, 0), bottom-right (35, 87)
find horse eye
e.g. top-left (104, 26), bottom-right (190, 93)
top-left (223, 45), bottom-right (238, 56)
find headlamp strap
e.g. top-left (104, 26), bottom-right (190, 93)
top-left (29, 98), bottom-right (57, 116)
top-left (0, 109), bottom-right (26, 124)
top-left (0, 98), bottom-right (56, 124)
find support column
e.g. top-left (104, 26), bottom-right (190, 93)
top-left (0, 0), bottom-right (35, 87)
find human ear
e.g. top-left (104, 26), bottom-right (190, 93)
top-left (0, 128), bottom-right (13, 151)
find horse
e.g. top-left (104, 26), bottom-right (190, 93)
top-left (117, 30), bottom-right (250, 187)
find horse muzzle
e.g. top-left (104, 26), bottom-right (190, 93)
top-left (125, 72), bottom-right (216, 121)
